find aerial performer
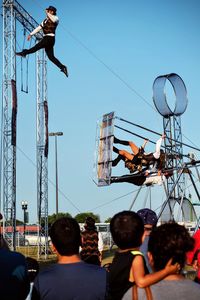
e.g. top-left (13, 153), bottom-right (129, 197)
top-left (111, 169), bottom-right (173, 186)
top-left (112, 134), bottom-right (166, 173)
top-left (16, 6), bottom-right (68, 77)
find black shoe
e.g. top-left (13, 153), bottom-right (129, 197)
top-left (15, 51), bottom-right (26, 58)
top-left (114, 136), bottom-right (129, 146)
top-left (113, 136), bottom-right (119, 144)
top-left (112, 155), bottom-right (122, 167)
top-left (113, 146), bottom-right (119, 154)
top-left (61, 66), bottom-right (68, 77)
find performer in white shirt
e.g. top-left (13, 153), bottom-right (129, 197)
top-left (16, 6), bottom-right (68, 77)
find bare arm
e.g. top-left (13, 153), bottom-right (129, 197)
top-left (132, 256), bottom-right (179, 288)
top-left (142, 139), bottom-right (149, 150)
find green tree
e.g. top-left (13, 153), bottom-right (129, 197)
top-left (41, 212), bottom-right (72, 228)
top-left (16, 219), bottom-right (24, 225)
top-left (48, 212), bottom-right (72, 227)
top-left (74, 212), bottom-right (100, 223)
top-left (104, 217), bottom-right (111, 223)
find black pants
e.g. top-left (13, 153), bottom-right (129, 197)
top-left (111, 174), bottom-right (146, 186)
top-left (23, 36), bottom-right (64, 70)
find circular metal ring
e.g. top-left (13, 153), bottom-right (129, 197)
top-left (153, 73), bottom-right (188, 117)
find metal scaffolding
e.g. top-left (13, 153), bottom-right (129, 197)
top-left (36, 50), bottom-right (48, 257)
top-left (153, 73), bottom-right (188, 220)
top-left (2, 0), bottom-right (48, 256)
top-left (2, 0), bottom-right (17, 249)
top-left (163, 115), bottom-right (185, 197)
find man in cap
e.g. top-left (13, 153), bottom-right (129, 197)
top-left (137, 208), bottom-right (158, 272)
top-left (16, 5), bottom-right (68, 77)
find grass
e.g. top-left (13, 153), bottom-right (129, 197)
top-left (16, 245), bottom-right (116, 269)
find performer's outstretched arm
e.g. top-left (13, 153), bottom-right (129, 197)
top-left (27, 25), bottom-right (42, 41)
top-left (153, 134), bottom-right (165, 159)
top-left (141, 139), bottom-right (149, 151)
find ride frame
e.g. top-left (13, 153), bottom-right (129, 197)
top-left (96, 74), bottom-right (200, 223)
top-left (2, 0), bottom-right (49, 257)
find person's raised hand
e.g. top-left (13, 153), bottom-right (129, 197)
top-left (165, 258), bottom-right (181, 275)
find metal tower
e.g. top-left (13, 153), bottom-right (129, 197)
top-left (2, 0), bottom-right (17, 249)
top-left (2, 0), bottom-right (49, 256)
top-left (153, 73), bottom-right (188, 220)
top-left (36, 50), bottom-right (49, 258)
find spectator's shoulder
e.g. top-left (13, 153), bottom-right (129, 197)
top-left (86, 264), bottom-right (106, 275)
top-left (11, 250), bottom-right (26, 262)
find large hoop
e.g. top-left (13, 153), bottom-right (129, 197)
top-left (153, 73), bottom-right (188, 117)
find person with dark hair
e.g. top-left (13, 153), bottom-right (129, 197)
top-left (80, 216), bottom-right (103, 266)
top-left (112, 134), bottom-right (165, 174)
top-left (26, 257), bottom-right (39, 300)
top-left (112, 137), bottom-right (149, 172)
top-left (16, 6), bottom-right (68, 77)
top-left (107, 211), bottom-right (179, 300)
top-left (0, 243), bottom-right (30, 299)
top-left (137, 208), bottom-right (158, 272)
top-left (31, 217), bottom-right (107, 300)
top-left (122, 222), bottom-right (200, 300)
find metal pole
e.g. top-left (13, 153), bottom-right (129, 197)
top-left (21, 201), bottom-right (27, 245)
top-left (55, 135), bottom-right (58, 216)
top-left (23, 208), bottom-right (26, 244)
top-left (49, 132), bottom-right (63, 217)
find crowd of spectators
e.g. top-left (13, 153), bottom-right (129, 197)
top-left (0, 211), bottom-right (200, 300)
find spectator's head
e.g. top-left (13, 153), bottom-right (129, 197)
top-left (137, 208), bottom-right (158, 237)
top-left (50, 217), bottom-right (81, 256)
top-left (26, 257), bottom-right (39, 282)
top-left (84, 216), bottom-right (96, 231)
top-left (110, 211), bottom-right (144, 250)
top-left (148, 222), bottom-right (194, 271)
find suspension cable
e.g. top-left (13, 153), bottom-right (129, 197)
top-left (114, 124), bottom-right (189, 158)
top-left (116, 116), bottom-right (200, 152)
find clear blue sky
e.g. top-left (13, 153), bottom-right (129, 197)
top-left (1, 0), bottom-right (200, 223)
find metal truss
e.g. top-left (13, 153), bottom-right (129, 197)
top-left (153, 73), bottom-right (188, 220)
top-left (2, 0), bottom-right (48, 256)
top-left (164, 115), bottom-right (185, 198)
top-left (36, 50), bottom-right (48, 258)
top-left (2, 0), bottom-right (17, 249)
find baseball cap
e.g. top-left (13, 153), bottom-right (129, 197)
top-left (137, 208), bottom-right (158, 226)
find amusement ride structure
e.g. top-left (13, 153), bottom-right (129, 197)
top-left (94, 73), bottom-right (200, 227)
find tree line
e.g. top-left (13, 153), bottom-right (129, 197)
top-left (15, 212), bottom-right (111, 227)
